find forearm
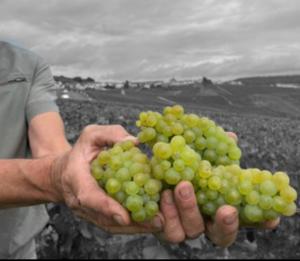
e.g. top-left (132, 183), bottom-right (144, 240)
top-left (0, 156), bottom-right (62, 208)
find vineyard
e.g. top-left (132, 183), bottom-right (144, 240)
top-left (36, 88), bottom-right (300, 259)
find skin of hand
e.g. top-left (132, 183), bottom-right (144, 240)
top-left (49, 124), bottom-right (163, 234)
top-left (49, 125), bottom-right (279, 247)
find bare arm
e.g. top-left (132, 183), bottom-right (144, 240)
top-left (0, 156), bottom-right (59, 208)
top-left (28, 111), bottom-right (71, 158)
top-left (0, 112), bottom-right (69, 208)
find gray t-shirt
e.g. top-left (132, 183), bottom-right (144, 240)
top-left (0, 41), bottom-right (59, 257)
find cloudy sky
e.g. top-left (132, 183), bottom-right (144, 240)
top-left (1, 0), bottom-right (300, 82)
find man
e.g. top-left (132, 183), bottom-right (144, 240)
top-left (0, 41), bottom-right (279, 258)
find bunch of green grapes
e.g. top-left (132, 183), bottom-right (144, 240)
top-left (91, 140), bottom-right (162, 222)
top-left (136, 105), bottom-right (241, 166)
top-left (194, 162), bottom-right (297, 223)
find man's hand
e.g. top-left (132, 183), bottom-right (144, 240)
top-left (156, 181), bottom-right (279, 247)
top-left (50, 125), bottom-right (163, 234)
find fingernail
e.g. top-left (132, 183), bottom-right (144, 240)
top-left (113, 214), bottom-right (125, 226)
top-left (179, 186), bottom-right (193, 200)
top-left (224, 211), bottom-right (237, 225)
top-left (123, 136), bottom-right (137, 141)
top-left (153, 216), bottom-right (163, 229)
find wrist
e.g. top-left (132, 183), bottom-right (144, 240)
top-left (48, 151), bottom-right (70, 203)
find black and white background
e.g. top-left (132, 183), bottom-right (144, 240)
top-left (1, 0), bottom-right (300, 259)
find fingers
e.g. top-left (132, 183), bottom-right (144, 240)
top-left (159, 189), bottom-right (185, 243)
top-left (80, 124), bottom-right (138, 148)
top-left (174, 181), bottom-right (205, 238)
top-left (71, 169), bottom-right (131, 226)
top-left (205, 205), bottom-right (239, 248)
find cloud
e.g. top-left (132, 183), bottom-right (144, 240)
top-left (1, 0), bottom-right (300, 81)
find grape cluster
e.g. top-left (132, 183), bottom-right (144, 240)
top-left (91, 104), bottom-right (298, 224)
top-left (91, 140), bottom-right (162, 222)
top-left (137, 105), bottom-right (241, 166)
top-left (194, 162), bottom-right (297, 223)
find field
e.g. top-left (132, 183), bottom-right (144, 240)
top-left (37, 82), bottom-right (300, 259)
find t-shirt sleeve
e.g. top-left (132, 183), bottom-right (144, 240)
top-left (26, 56), bottom-right (59, 123)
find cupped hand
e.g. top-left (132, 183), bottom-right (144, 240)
top-left (50, 124), bottom-right (163, 234)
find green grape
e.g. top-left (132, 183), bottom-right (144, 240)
top-left (260, 180), bottom-right (278, 196)
top-left (216, 142), bottom-right (229, 156)
top-left (183, 130), bottom-right (196, 144)
top-left (110, 155), bottom-right (122, 170)
top-left (149, 193), bottom-right (160, 202)
top-left (181, 167), bottom-right (195, 181)
top-left (129, 162), bottom-right (145, 175)
top-left (198, 160), bottom-right (212, 179)
top-left (156, 134), bottom-right (169, 143)
top-left (259, 195), bottom-right (273, 210)
top-left (131, 208), bottom-right (147, 222)
top-left (152, 164), bottom-right (164, 180)
top-left (173, 159), bottom-right (185, 172)
top-left (280, 186), bottom-right (297, 203)
top-left (206, 137), bottom-right (218, 150)
top-left (196, 190), bottom-right (207, 205)
top-left (105, 178), bottom-right (121, 194)
top-left (114, 191), bottom-right (126, 204)
top-left (110, 145), bottom-right (123, 155)
top-left (145, 201), bottom-right (159, 218)
top-left (225, 189), bottom-right (242, 205)
top-left (134, 173), bottom-right (150, 187)
top-left (153, 142), bottom-right (172, 159)
top-left (171, 122), bottom-right (184, 135)
top-left (204, 126), bottom-right (217, 138)
top-left (244, 205), bottom-right (263, 223)
top-left (185, 113), bottom-right (199, 128)
top-left (215, 194), bottom-right (226, 207)
top-left (126, 195), bottom-right (144, 212)
top-left (208, 176), bottom-right (221, 191)
top-left (160, 160), bottom-right (171, 171)
top-left (202, 201), bottom-right (217, 216)
top-left (171, 104), bottom-right (184, 118)
top-left (272, 196), bottom-right (286, 213)
top-left (115, 167), bottom-right (131, 182)
top-left (282, 202), bottom-right (297, 216)
top-left (91, 163), bottom-right (104, 180)
top-left (165, 168), bottom-right (181, 185)
top-left (219, 179), bottom-right (230, 194)
top-left (124, 181), bottom-right (140, 195)
top-left (132, 153), bottom-right (148, 164)
top-left (245, 191), bottom-right (260, 205)
top-left (170, 135), bottom-right (186, 151)
top-left (272, 171), bottom-right (290, 190)
top-left (198, 178), bottom-right (208, 189)
top-left (206, 190), bottom-right (219, 201)
top-left (144, 179), bottom-right (162, 195)
top-left (120, 140), bottom-right (135, 150)
top-left (97, 150), bottom-right (110, 166)
top-left (238, 180), bottom-right (253, 195)
top-left (228, 147), bottom-right (242, 161)
top-left (203, 149), bottom-right (217, 163)
top-left (162, 125), bottom-right (173, 137)
top-left (195, 137), bottom-right (206, 150)
top-left (216, 156), bottom-right (231, 166)
top-left (180, 146), bottom-right (198, 166)
top-left (191, 127), bottom-right (203, 137)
